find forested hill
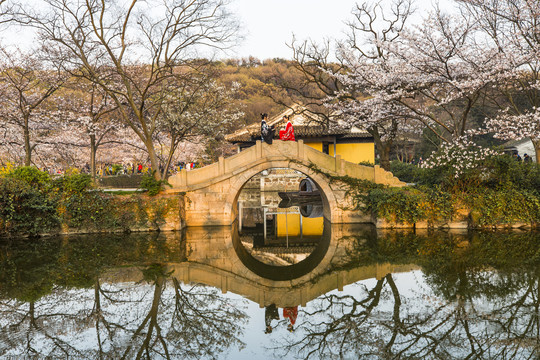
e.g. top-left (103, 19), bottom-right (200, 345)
top-left (211, 57), bottom-right (322, 128)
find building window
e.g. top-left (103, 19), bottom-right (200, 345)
top-left (322, 142), bottom-right (329, 155)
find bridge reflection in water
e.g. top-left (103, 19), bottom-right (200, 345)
top-left (3, 167), bottom-right (536, 359)
top-left (173, 223), bottom-right (417, 308)
top-left (1, 228), bottom-right (538, 359)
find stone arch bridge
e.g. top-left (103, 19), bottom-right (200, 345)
top-left (167, 140), bottom-right (405, 227)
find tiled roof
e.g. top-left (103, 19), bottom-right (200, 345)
top-left (225, 104), bottom-right (372, 143)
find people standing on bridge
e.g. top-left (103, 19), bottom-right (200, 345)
top-left (261, 113), bottom-right (275, 145)
top-left (264, 303), bottom-right (279, 334)
top-left (279, 116), bottom-right (295, 141)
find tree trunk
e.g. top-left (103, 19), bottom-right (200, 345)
top-left (90, 134), bottom-right (97, 182)
top-left (94, 278), bottom-right (101, 313)
top-left (369, 127), bottom-right (392, 171)
top-left (29, 301), bottom-right (36, 328)
top-left (533, 140), bottom-right (540, 165)
top-left (146, 140), bottom-right (161, 180)
top-left (23, 115), bottom-right (32, 166)
top-left (379, 144), bottom-right (391, 171)
top-left (162, 136), bottom-right (177, 180)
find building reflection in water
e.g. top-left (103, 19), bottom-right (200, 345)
top-left (237, 168), bottom-right (326, 269)
top-left (0, 200), bottom-right (539, 358)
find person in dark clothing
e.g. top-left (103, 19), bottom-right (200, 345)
top-left (261, 113), bottom-right (275, 145)
top-left (264, 304), bottom-right (279, 334)
top-left (523, 153), bottom-right (532, 163)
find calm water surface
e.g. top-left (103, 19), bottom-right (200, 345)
top-left (1, 227), bottom-right (538, 359)
top-left (1, 170), bottom-right (539, 359)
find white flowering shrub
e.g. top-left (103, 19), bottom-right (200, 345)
top-left (485, 107), bottom-right (540, 148)
top-left (421, 137), bottom-right (500, 180)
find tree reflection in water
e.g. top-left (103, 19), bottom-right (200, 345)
top-left (0, 230), bottom-right (538, 359)
top-left (0, 272), bottom-right (248, 359)
top-left (0, 234), bottom-right (248, 359)
top-left (272, 231), bottom-right (540, 360)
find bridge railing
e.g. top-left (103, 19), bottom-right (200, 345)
top-left (168, 140), bottom-right (405, 189)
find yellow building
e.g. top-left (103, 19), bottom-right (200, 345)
top-left (225, 105), bottom-right (375, 164)
top-left (276, 213), bottom-right (324, 237)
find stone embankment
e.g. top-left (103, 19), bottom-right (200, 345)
top-left (373, 210), bottom-right (538, 230)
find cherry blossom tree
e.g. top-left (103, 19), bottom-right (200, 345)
top-left (0, 121), bottom-right (20, 165)
top-left (156, 76), bottom-right (243, 178)
top-left (14, 0), bottom-right (240, 179)
top-left (483, 110), bottom-right (540, 162)
top-left (293, 0), bottom-right (531, 171)
top-left (334, 4), bottom-right (514, 142)
top-left (457, 0), bottom-right (540, 163)
top-left (291, 0), bottom-right (416, 170)
top-left (57, 80), bottom-right (121, 179)
top-left (0, 46), bottom-right (65, 166)
top-left (420, 135), bottom-right (500, 191)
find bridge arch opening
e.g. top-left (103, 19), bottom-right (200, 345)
top-left (231, 166), bottom-right (336, 279)
top-left (232, 219), bottom-right (331, 281)
top-left (224, 161), bottom-right (339, 226)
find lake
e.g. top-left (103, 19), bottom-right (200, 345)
top-left (0, 226), bottom-right (538, 359)
top-left (1, 169), bottom-right (538, 359)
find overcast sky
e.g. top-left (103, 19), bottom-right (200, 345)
top-left (0, 0), bottom-right (455, 61)
top-left (229, 0), bottom-right (455, 60)
top-left (229, 0), bottom-right (360, 60)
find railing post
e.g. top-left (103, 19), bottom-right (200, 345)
top-left (335, 154), bottom-right (342, 173)
top-left (256, 140), bottom-right (262, 159)
top-left (218, 156), bottom-right (225, 175)
top-left (298, 139), bottom-right (304, 160)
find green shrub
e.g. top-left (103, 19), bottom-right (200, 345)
top-left (0, 177), bottom-right (59, 235)
top-left (482, 155), bottom-right (540, 191)
top-left (139, 172), bottom-right (169, 196)
top-left (62, 191), bottom-right (117, 230)
top-left (364, 183), bottom-right (539, 227)
top-left (5, 166), bottom-right (51, 190)
top-left (421, 186), bottom-right (454, 222)
top-left (0, 166), bottom-right (180, 235)
top-left (465, 188), bottom-right (540, 226)
top-left (54, 173), bottom-right (93, 194)
top-left (368, 187), bottom-right (425, 224)
top-left (389, 161), bottom-right (444, 186)
top-left (391, 155), bottom-right (540, 194)
top-left (358, 161), bottom-right (374, 167)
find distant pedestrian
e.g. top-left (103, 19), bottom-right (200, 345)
top-left (523, 153), bottom-right (532, 163)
